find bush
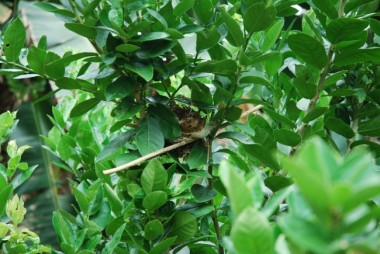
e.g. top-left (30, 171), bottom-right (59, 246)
top-left (1, 0), bottom-right (380, 253)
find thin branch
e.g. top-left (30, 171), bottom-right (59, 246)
top-left (103, 138), bottom-right (197, 174)
top-left (239, 104), bottom-right (263, 119)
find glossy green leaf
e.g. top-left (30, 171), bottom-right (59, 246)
top-left (149, 237), bottom-right (177, 254)
top-left (97, 131), bottom-right (134, 162)
top-left (115, 44), bottom-right (140, 53)
top-left (344, 0), bottom-right (374, 13)
top-left (3, 17), bottom-right (26, 62)
top-left (312, 0), bottom-right (338, 19)
top-left (135, 40), bottom-right (176, 59)
top-left (231, 208), bottom-right (274, 254)
top-left (136, 117), bottom-right (165, 156)
top-left (187, 141), bottom-right (208, 169)
top-left (196, 26), bottom-right (221, 51)
top-left (221, 9), bottom-right (244, 47)
top-left (105, 76), bottom-right (134, 100)
top-left (0, 185), bottom-right (13, 217)
top-left (325, 118), bottom-right (355, 139)
top-left (143, 191), bottom-right (168, 211)
top-left (288, 33), bottom-right (328, 69)
top-left (262, 19), bottom-right (284, 51)
top-left (149, 104), bottom-right (181, 139)
top-left (194, 59), bottom-right (238, 75)
top-left (358, 118), bottom-right (380, 137)
top-left (101, 224), bottom-right (125, 254)
top-left (244, 144), bottom-right (280, 171)
top-left (141, 159), bottom-right (168, 194)
top-left (168, 211), bottom-right (197, 243)
top-left (302, 107), bottom-right (328, 123)
top-left (243, 3), bottom-right (277, 34)
top-left (326, 18), bottom-right (368, 46)
top-left (70, 98), bottom-right (100, 118)
top-left (64, 23), bottom-right (97, 39)
top-left (193, 0), bottom-right (213, 24)
top-left (274, 129), bottom-right (301, 146)
top-left (264, 108), bottom-right (296, 128)
top-left (191, 184), bottom-right (217, 203)
top-left (144, 219), bottom-right (164, 240)
top-left (173, 0), bottom-right (194, 16)
top-left (133, 32), bottom-right (170, 42)
top-left (262, 185), bottom-right (293, 216)
top-left (219, 160), bottom-right (253, 216)
top-left (125, 62), bottom-right (153, 82)
top-left (334, 48), bottom-right (380, 66)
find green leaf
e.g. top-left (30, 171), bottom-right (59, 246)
top-left (105, 76), bottom-right (134, 100)
top-left (83, 0), bottom-right (102, 16)
top-left (196, 26), bottom-right (221, 51)
top-left (136, 117), bottom-right (165, 156)
top-left (149, 237), bottom-right (177, 254)
top-left (221, 9), bottom-right (244, 47)
top-left (262, 19), bottom-right (284, 51)
top-left (219, 160), bottom-right (253, 216)
top-left (243, 3), bottom-right (277, 34)
top-left (144, 220), bottom-right (164, 240)
top-left (173, 0), bottom-right (195, 16)
top-left (264, 108), bottom-right (296, 128)
top-left (141, 159), bottom-right (168, 194)
top-left (187, 141), bottom-right (208, 169)
top-left (149, 104), bottom-right (181, 139)
top-left (288, 33), bottom-right (328, 69)
top-left (0, 185), bottom-right (13, 217)
top-left (70, 98), bottom-right (100, 118)
top-left (358, 118), bottom-right (380, 137)
top-left (302, 107), bottom-right (328, 123)
top-left (244, 144), bottom-right (281, 171)
top-left (125, 62), bottom-right (153, 82)
top-left (55, 77), bottom-right (82, 90)
top-left (194, 59), bottom-right (238, 75)
top-left (231, 208), bottom-right (274, 254)
top-left (334, 48), bottom-right (380, 66)
top-left (101, 224), bottom-right (125, 254)
top-left (64, 23), bottom-right (97, 39)
top-left (115, 44), bottom-right (140, 53)
top-left (193, 0), bottom-right (213, 24)
top-left (262, 185), bottom-right (294, 217)
top-left (133, 32), bottom-right (170, 42)
top-left (3, 17), bottom-right (26, 62)
top-left (26, 46), bottom-right (46, 75)
top-left (191, 184), bottom-right (217, 203)
top-left (326, 18), bottom-right (368, 47)
top-left (96, 131), bottom-right (134, 162)
top-left (135, 40), bottom-right (176, 59)
top-left (168, 211), bottom-right (197, 243)
top-left (344, 0), bottom-right (374, 13)
top-left (282, 137), bottom-right (339, 218)
top-left (312, 0), bottom-right (338, 19)
top-left (10, 165), bottom-right (37, 189)
top-left (325, 118), bottom-right (355, 139)
top-left (143, 191), bottom-right (168, 211)
top-left (274, 129), bottom-right (301, 146)
top-left (92, 201), bottom-right (111, 229)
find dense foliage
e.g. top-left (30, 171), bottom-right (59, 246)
top-left (0, 0), bottom-right (380, 253)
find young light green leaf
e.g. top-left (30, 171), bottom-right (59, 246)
top-left (288, 33), bottom-right (327, 69)
top-left (219, 160), bottom-right (253, 216)
top-left (3, 17), bottom-right (26, 62)
top-left (231, 208), bottom-right (274, 254)
top-left (243, 3), bottom-right (276, 34)
top-left (141, 159), bottom-right (168, 194)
